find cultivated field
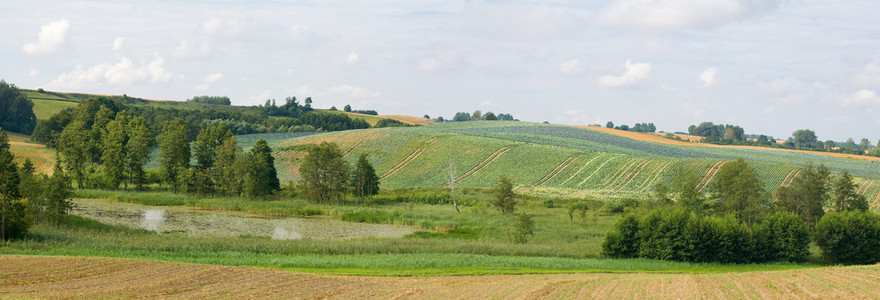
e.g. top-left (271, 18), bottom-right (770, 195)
top-left (579, 125), bottom-right (880, 162)
top-left (271, 122), bottom-right (880, 206)
top-left (3, 255), bottom-right (879, 299)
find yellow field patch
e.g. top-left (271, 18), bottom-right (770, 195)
top-left (7, 133), bottom-right (56, 174)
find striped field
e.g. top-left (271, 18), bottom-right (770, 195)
top-left (3, 255), bottom-right (879, 299)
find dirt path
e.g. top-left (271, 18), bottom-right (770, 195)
top-left (3, 256), bottom-right (880, 299)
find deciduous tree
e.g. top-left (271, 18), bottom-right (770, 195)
top-left (708, 158), bottom-right (767, 224)
top-left (493, 176), bottom-right (516, 214)
top-left (298, 142), bottom-right (349, 203)
top-left (351, 153), bottom-right (379, 204)
top-left (830, 172), bottom-right (868, 212)
top-left (158, 118), bottom-right (190, 193)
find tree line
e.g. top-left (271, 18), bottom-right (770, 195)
top-left (605, 121), bottom-right (656, 133)
top-left (603, 158), bottom-right (879, 264)
top-left (33, 97), bottom-right (371, 147)
top-left (443, 110), bottom-right (515, 122)
top-left (186, 95), bottom-right (231, 105)
top-left (686, 121), bottom-right (878, 156)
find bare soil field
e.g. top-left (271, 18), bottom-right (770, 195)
top-left (3, 255), bottom-right (880, 299)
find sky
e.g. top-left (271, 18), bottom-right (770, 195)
top-left (2, 0), bottom-right (880, 142)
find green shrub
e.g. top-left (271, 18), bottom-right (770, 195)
top-left (684, 215), bottom-right (721, 263)
top-left (601, 214), bottom-right (640, 258)
top-left (513, 213), bottom-right (535, 244)
top-left (714, 215), bottom-right (752, 264)
top-left (814, 211), bottom-right (880, 265)
top-left (763, 212), bottom-right (810, 262)
top-left (638, 208), bottom-right (691, 261)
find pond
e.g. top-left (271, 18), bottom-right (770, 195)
top-left (71, 199), bottom-right (418, 240)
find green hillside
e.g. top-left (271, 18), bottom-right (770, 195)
top-left (267, 121), bottom-right (880, 209)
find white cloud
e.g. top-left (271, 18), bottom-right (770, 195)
top-left (660, 84), bottom-right (676, 92)
top-left (173, 40), bottom-right (211, 59)
top-left (762, 106), bottom-right (777, 115)
top-left (202, 17), bottom-right (223, 34)
top-left (204, 73), bottom-right (223, 83)
top-left (28, 68), bottom-right (40, 77)
top-left (758, 77), bottom-right (806, 93)
top-left (22, 19), bottom-right (69, 55)
top-left (47, 54), bottom-right (180, 89)
top-left (856, 60), bottom-right (880, 86)
top-left (346, 52), bottom-right (359, 65)
top-left (597, 60), bottom-right (651, 88)
top-left (699, 67), bottom-right (719, 88)
top-left (598, 0), bottom-right (780, 30)
top-left (322, 85), bottom-right (380, 99)
top-left (194, 84), bottom-right (209, 91)
top-left (479, 100), bottom-right (495, 109)
top-left (418, 54), bottom-right (460, 73)
top-left (559, 59), bottom-right (581, 74)
top-left (839, 89), bottom-right (880, 108)
top-left (112, 37), bottom-right (126, 51)
top-left (296, 85), bottom-right (314, 96)
top-left (682, 101), bottom-right (712, 118)
top-left (564, 109), bottom-right (578, 116)
top-left (249, 90), bottom-right (272, 104)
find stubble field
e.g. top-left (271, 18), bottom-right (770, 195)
top-left (3, 255), bottom-right (879, 299)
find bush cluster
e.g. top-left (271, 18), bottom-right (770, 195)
top-left (602, 208), bottom-right (810, 263)
top-left (814, 211), bottom-right (880, 265)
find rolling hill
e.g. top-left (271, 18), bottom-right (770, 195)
top-left (270, 121), bottom-right (880, 209)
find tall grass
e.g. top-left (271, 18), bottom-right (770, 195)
top-left (2, 218), bottom-right (819, 276)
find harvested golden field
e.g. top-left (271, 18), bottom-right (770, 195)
top-left (576, 125), bottom-right (880, 162)
top-left (3, 255), bottom-right (880, 299)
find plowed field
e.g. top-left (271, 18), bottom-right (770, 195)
top-left (3, 255), bottom-right (880, 299)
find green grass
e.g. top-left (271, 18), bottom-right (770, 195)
top-left (30, 99), bottom-right (78, 120)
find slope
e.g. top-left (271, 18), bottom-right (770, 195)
top-left (269, 121), bottom-right (880, 204)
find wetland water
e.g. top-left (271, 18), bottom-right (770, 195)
top-left (71, 199), bottom-right (418, 240)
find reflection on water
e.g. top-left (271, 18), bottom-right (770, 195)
top-left (71, 199), bottom-right (417, 240)
top-left (140, 209), bottom-right (165, 232)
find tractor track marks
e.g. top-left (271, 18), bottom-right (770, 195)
top-left (578, 156), bottom-right (622, 187)
top-left (695, 161), bottom-right (726, 192)
top-left (378, 136), bottom-right (442, 180)
top-left (638, 162), bottom-right (672, 192)
top-left (524, 154), bottom-right (583, 190)
top-left (454, 145), bottom-right (516, 183)
top-left (610, 160), bottom-right (654, 192)
top-left (779, 169), bottom-right (797, 187)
